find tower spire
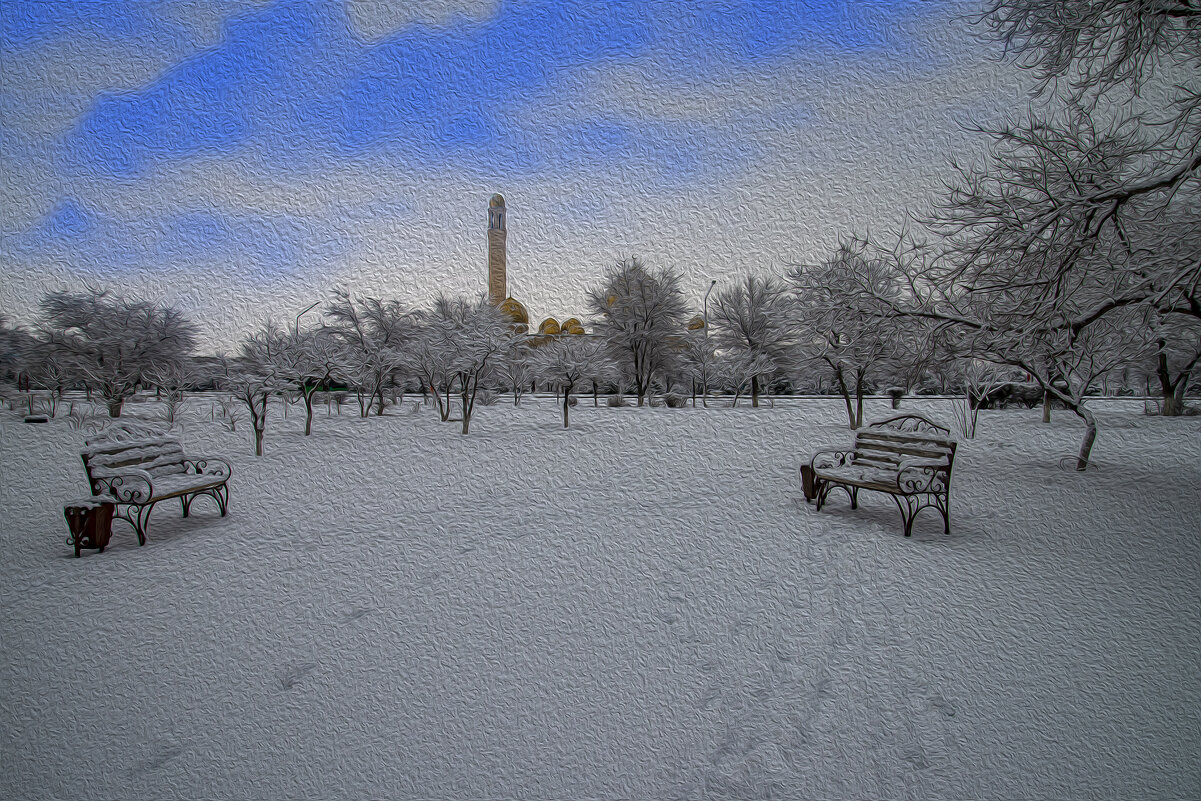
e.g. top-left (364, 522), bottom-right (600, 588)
top-left (487, 193), bottom-right (507, 305)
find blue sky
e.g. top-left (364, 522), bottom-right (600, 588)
top-left (0, 0), bottom-right (1029, 349)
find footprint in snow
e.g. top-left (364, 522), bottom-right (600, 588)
top-left (129, 744), bottom-right (182, 776)
top-left (929, 693), bottom-right (956, 717)
top-left (279, 661), bottom-right (317, 690)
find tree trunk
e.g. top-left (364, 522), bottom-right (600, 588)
top-left (254, 392), bottom-right (268, 456)
top-left (1157, 350), bottom-right (1184, 416)
top-left (1071, 403), bottom-right (1097, 471)
top-left (854, 370), bottom-right (865, 430)
top-left (751, 376), bottom-right (759, 408)
top-left (593, 380), bottom-right (599, 408)
top-left (562, 381), bottom-right (573, 428)
top-left (834, 368), bottom-right (856, 429)
top-left (460, 386), bottom-right (471, 435)
top-left (304, 393), bottom-right (314, 436)
top-left (1042, 391), bottom-right (1052, 423)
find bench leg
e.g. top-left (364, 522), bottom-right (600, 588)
top-left (181, 495), bottom-right (191, 517)
top-left (134, 503), bottom-right (153, 545)
top-left (889, 494), bottom-right (920, 537)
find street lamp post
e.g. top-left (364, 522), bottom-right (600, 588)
top-left (295, 302), bottom-right (320, 338)
top-left (702, 279), bottom-right (717, 408)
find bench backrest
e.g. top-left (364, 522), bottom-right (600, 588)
top-left (81, 435), bottom-right (189, 483)
top-left (852, 415), bottom-right (957, 472)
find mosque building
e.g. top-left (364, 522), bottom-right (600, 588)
top-left (485, 193), bottom-right (586, 343)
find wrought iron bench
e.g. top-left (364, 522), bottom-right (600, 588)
top-left (803, 414), bottom-right (957, 537)
top-left (81, 424), bottom-right (231, 545)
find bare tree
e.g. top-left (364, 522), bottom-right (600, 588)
top-left (677, 330), bottom-right (718, 407)
top-left (529, 336), bottom-right (616, 427)
top-left (1146, 309), bottom-right (1201, 414)
top-left (325, 290), bottom-right (411, 417)
top-left (220, 324), bottom-right (286, 456)
top-left (787, 244), bottom-right (920, 429)
top-left (969, 0), bottom-right (1201, 417)
top-left (975, 0), bottom-right (1201, 100)
top-left (415, 296), bottom-right (519, 434)
top-left (714, 350), bottom-right (777, 408)
top-left (37, 286), bottom-right (198, 417)
top-left (143, 360), bottom-right (197, 427)
top-left (273, 326), bottom-right (342, 435)
top-left (586, 258), bottom-right (690, 406)
top-left (497, 343), bottom-right (533, 406)
top-left (708, 275), bottom-right (794, 407)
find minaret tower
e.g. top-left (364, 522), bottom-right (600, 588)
top-left (487, 193), bottom-right (507, 306)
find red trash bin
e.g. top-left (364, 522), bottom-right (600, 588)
top-left (64, 498), bottom-right (115, 557)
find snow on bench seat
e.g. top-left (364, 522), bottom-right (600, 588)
top-left (81, 424), bottom-right (231, 546)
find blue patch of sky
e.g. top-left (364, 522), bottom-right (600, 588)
top-left (6, 0), bottom-right (944, 272)
top-left (47, 0), bottom-right (940, 178)
top-left (6, 197), bottom-right (341, 276)
top-left (0, 1), bottom-right (188, 48)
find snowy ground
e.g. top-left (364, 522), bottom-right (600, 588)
top-left (1, 394), bottom-right (1198, 800)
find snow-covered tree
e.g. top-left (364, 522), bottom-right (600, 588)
top-left (677, 329), bottom-right (718, 407)
top-left (272, 326), bottom-right (342, 436)
top-left (0, 316), bottom-right (30, 389)
top-left (713, 350), bottom-right (777, 408)
top-left (143, 360), bottom-right (197, 427)
top-left (529, 335), bottom-right (616, 427)
top-left (966, 0), bottom-right (1201, 420)
top-left (415, 296), bottom-right (519, 434)
top-left (1146, 311), bottom-right (1201, 415)
top-left (219, 324), bottom-right (287, 456)
top-left (787, 244), bottom-right (919, 429)
top-left (496, 343), bottom-right (533, 406)
top-left (708, 275), bottom-right (793, 408)
top-left (586, 258), bottom-right (690, 407)
top-left (37, 286), bottom-right (198, 417)
top-left (325, 290), bottom-right (410, 417)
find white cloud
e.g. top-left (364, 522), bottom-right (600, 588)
top-left (344, 0), bottom-right (499, 40)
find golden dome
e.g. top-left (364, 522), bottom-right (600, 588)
top-left (560, 317), bottom-right (585, 335)
top-left (538, 317), bottom-right (561, 335)
top-left (499, 296), bottom-right (528, 326)
top-left (687, 314), bottom-right (706, 331)
top-left (490, 193), bottom-right (506, 208)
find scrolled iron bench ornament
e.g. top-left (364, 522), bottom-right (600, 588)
top-left (803, 414), bottom-right (957, 537)
top-left (81, 424), bottom-right (231, 545)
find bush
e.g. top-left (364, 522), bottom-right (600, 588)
top-left (607, 394), bottom-right (627, 407)
top-left (664, 393), bottom-right (687, 408)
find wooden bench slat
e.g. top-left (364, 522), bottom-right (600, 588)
top-left (857, 429), bottom-right (955, 447)
top-left (854, 434), bottom-right (952, 458)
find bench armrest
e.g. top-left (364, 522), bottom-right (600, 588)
top-left (810, 448), bottom-right (854, 471)
top-left (896, 458), bottom-right (950, 494)
top-left (183, 456), bottom-right (232, 479)
top-left (89, 467), bottom-right (154, 504)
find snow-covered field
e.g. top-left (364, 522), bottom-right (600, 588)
top-left (1, 395), bottom-right (1198, 800)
